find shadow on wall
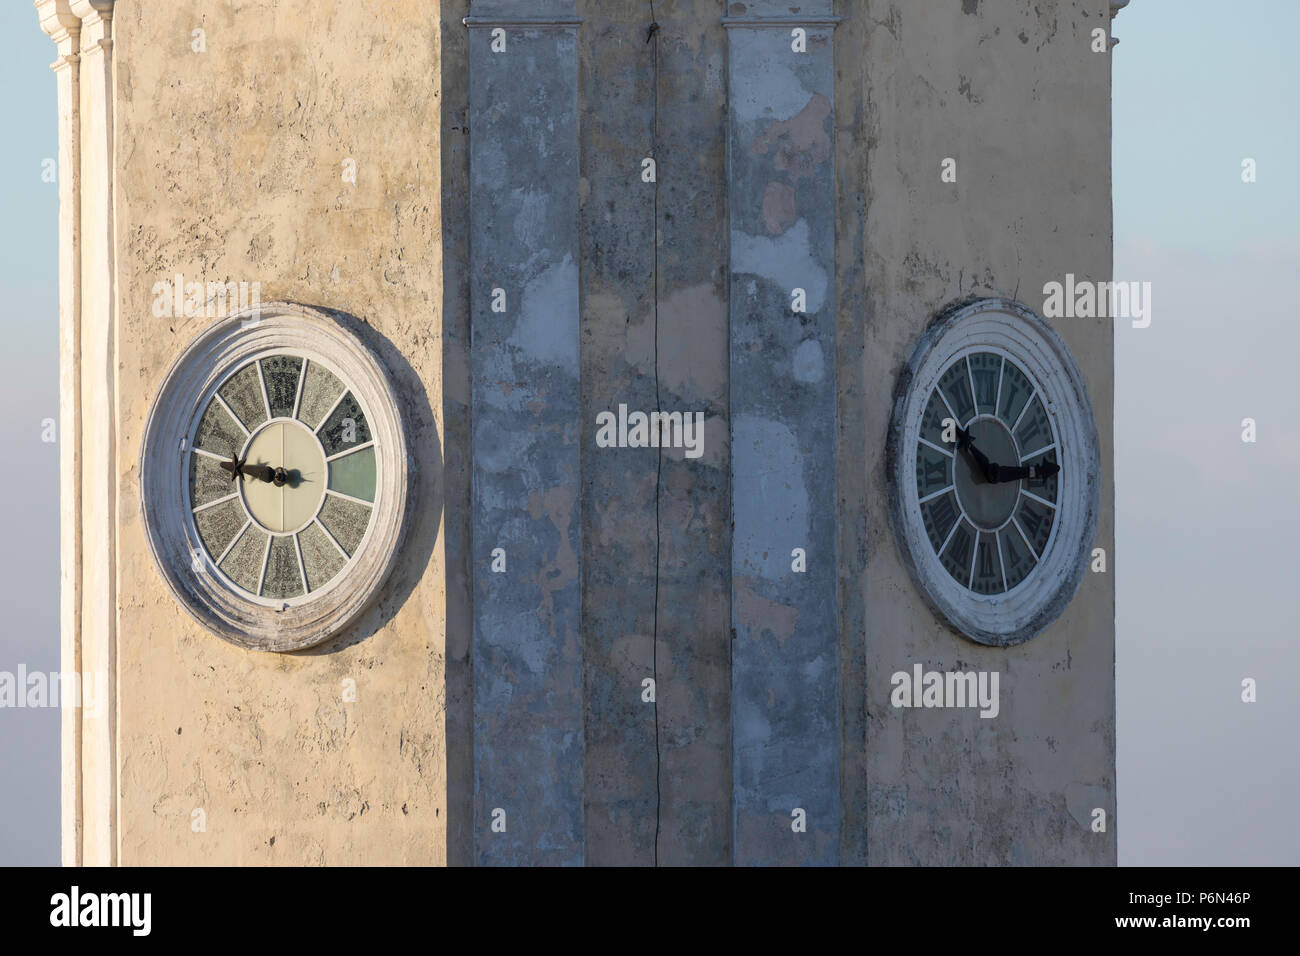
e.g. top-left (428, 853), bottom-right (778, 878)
top-left (296, 303), bottom-right (442, 659)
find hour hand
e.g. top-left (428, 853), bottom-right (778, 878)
top-left (243, 463), bottom-right (277, 483)
top-left (218, 453), bottom-right (246, 482)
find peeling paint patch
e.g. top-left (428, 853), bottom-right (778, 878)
top-left (509, 255), bottom-right (579, 374)
top-left (729, 60), bottom-right (814, 124)
top-left (734, 579), bottom-right (799, 643)
top-left (752, 93), bottom-right (831, 184)
top-left (792, 339), bottom-right (825, 383)
top-left (732, 415), bottom-right (808, 581)
top-left (731, 220), bottom-right (828, 314)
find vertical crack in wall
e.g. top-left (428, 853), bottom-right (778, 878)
top-left (648, 1), bottom-right (663, 869)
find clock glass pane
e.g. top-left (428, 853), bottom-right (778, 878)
top-left (218, 363), bottom-right (268, 432)
top-left (1020, 448), bottom-right (1058, 504)
top-left (920, 391), bottom-right (952, 447)
top-left (971, 532), bottom-right (1003, 594)
top-left (188, 353), bottom-right (377, 602)
top-left (996, 361), bottom-right (1032, 428)
top-left (1015, 496), bottom-right (1055, 557)
top-left (915, 442), bottom-right (953, 500)
top-left (938, 359), bottom-right (975, 425)
top-left (1014, 395), bottom-right (1053, 456)
top-left (939, 518), bottom-right (977, 586)
top-left (260, 355), bottom-right (302, 419)
top-left (921, 490), bottom-right (960, 552)
top-left (1000, 524), bottom-right (1037, 590)
top-left (968, 352), bottom-right (1001, 416)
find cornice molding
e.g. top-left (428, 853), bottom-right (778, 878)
top-left (35, 0), bottom-right (80, 68)
top-left (68, 0), bottom-right (113, 20)
top-left (463, 16), bottom-right (581, 26)
top-left (69, 0), bottom-right (112, 54)
top-left (35, 0), bottom-right (79, 40)
top-left (721, 16), bottom-right (840, 28)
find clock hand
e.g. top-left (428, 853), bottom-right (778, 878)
top-left (218, 453), bottom-right (246, 482)
top-left (242, 463), bottom-right (278, 483)
top-left (955, 426), bottom-right (994, 482)
top-left (984, 460), bottom-right (1061, 484)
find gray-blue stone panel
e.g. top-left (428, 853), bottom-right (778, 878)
top-left (727, 12), bottom-right (841, 866)
top-left (468, 4), bottom-right (585, 867)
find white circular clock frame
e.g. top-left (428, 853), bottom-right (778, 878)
top-left (887, 297), bottom-right (1101, 646)
top-left (140, 303), bottom-right (411, 652)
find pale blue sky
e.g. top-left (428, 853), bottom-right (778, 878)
top-left (1113, 0), bottom-right (1300, 865)
top-left (1, 1), bottom-right (1297, 865)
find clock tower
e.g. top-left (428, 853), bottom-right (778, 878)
top-left (38, 0), bottom-right (1121, 866)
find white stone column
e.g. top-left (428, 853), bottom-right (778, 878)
top-left (36, 0), bottom-right (82, 868)
top-left (37, 0), bottom-right (117, 867)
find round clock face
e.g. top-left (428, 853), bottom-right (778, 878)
top-left (141, 304), bottom-right (409, 652)
top-left (888, 298), bottom-right (1099, 646)
top-left (188, 354), bottom-right (377, 604)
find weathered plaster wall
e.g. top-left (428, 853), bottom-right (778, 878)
top-left (838, 0), bottom-right (1117, 864)
top-left (577, 0), bottom-right (732, 867)
top-left (101, 0), bottom-right (1115, 866)
top-left (113, 0), bottom-right (450, 864)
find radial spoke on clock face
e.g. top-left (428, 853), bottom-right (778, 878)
top-left (1000, 519), bottom-right (1037, 590)
top-left (294, 533), bottom-right (309, 595)
top-left (1011, 388), bottom-right (1037, 434)
top-left (919, 485), bottom-right (954, 505)
top-left (939, 519), bottom-right (975, 584)
top-left (291, 359), bottom-right (308, 420)
top-left (967, 528), bottom-right (979, 588)
top-left (326, 440), bottom-right (374, 461)
top-left (315, 517), bottom-right (349, 559)
top-left (936, 388), bottom-right (960, 433)
top-left (1020, 442), bottom-right (1056, 463)
top-left (255, 359), bottom-right (273, 422)
top-left (996, 360), bottom-right (1034, 428)
top-left (966, 359), bottom-right (979, 423)
top-left (938, 507), bottom-right (963, 555)
top-left (314, 389), bottom-right (349, 436)
top-left (215, 519), bottom-right (250, 567)
top-left (253, 532), bottom-right (272, 597)
top-left (1020, 488), bottom-right (1057, 510)
top-left (1011, 514), bottom-right (1040, 561)
top-left (994, 356), bottom-right (1005, 417)
top-left (193, 491), bottom-right (240, 513)
top-left (213, 393), bottom-right (249, 436)
top-left (938, 359), bottom-right (976, 428)
top-left (1014, 396), bottom-right (1053, 456)
top-left (918, 437), bottom-right (953, 458)
top-left (996, 530), bottom-right (1009, 592)
top-left (325, 488), bottom-right (372, 507)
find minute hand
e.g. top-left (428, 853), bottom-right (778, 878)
top-left (985, 460), bottom-right (1060, 484)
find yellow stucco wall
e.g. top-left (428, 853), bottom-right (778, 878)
top-left (112, 0), bottom-right (449, 865)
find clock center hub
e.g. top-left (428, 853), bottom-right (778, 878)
top-left (953, 417), bottom-right (1020, 531)
top-left (239, 419), bottom-right (327, 534)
